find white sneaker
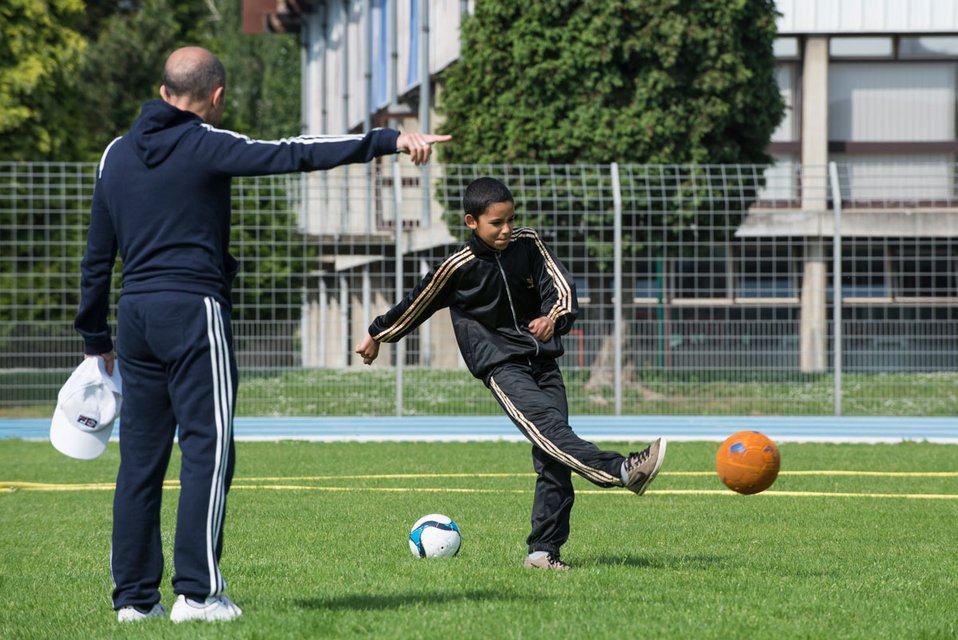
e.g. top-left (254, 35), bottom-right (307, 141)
top-left (169, 594), bottom-right (242, 623)
top-left (117, 603), bottom-right (166, 622)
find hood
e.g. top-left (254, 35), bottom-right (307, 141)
top-left (130, 99), bottom-right (202, 167)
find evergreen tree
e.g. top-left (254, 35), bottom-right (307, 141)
top-left (439, 0), bottom-right (783, 166)
top-left (436, 0), bottom-right (785, 390)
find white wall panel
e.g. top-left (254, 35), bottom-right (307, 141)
top-left (347, 0), bottom-right (365, 129)
top-left (778, 0), bottom-right (958, 33)
top-left (396, 0), bottom-right (413, 95)
top-left (432, 0), bottom-right (463, 72)
top-left (836, 0), bottom-right (865, 31)
top-left (303, 11), bottom-right (326, 134)
top-left (323, 0), bottom-right (346, 133)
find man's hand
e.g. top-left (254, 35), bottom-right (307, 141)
top-left (396, 133), bottom-right (452, 165)
top-left (355, 334), bottom-right (381, 365)
top-left (528, 317), bottom-right (555, 342)
top-left (85, 352), bottom-right (115, 375)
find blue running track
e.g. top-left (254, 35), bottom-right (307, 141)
top-left (1, 415), bottom-right (955, 443)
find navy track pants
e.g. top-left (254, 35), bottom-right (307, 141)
top-left (112, 292), bottom-right (237, 608)
top-left (485, 360), bottom-right (625, 556)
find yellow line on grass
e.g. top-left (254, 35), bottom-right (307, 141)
top-left (641, 489), bottom-right (958, 499)
top-left (238, 470), bottom-right (958, 481)
top-left (240, 472), bottom-right (536, 481)
top-left (5, 470), bottom-right (953, 492)
top-left (5, 481), bottom-right (957, 500)
top-left (234, 484), bottom-right (525, 494)
top-left (779, 470), bottom-right (958, 477)
top-left (3, 481), bottom-right (116, 491)
top-left (225, 486), bottom-right (958, 500)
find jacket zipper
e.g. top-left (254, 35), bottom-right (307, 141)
top-left (495, 253), bottom-right (540, 358)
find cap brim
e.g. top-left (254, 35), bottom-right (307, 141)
top-left (50, 406), bottom-right (112, 460)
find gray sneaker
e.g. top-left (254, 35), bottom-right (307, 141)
top-left (523, 552), bottom-right (571, 571)
top-left (623, 437), bottom-right (667, 495)
top-left (117, 603), bottom-right (166, 623)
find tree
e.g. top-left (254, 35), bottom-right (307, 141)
top-left (0, 0), bottom-right (86, 160)
top-left (206, 0), bottom-right (302, 140)
top-left (439, 0), bottom-right (782, 166)
top-left (436, 0), bottom-right (784, 393)
top-left (65, 0), bottom-right (302, 160)
top-left (1, 0), bottom-right (307, 327)
top-left (65, 0), bottom-right (207, 160)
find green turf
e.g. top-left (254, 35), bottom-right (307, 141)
top-left (1, 439), bottom-right (956, 639)
top-left (5, 368), bottom-right (958, 417)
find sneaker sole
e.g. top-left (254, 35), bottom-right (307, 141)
top-left (629, 437), bottom-right (667, 496)
top-left (116, 605), bottom-right (166, 624)
top-left (522, 559), bottom-right (571, 571)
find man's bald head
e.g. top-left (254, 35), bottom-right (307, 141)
top-left (162, 47), bottom-right (226, 102)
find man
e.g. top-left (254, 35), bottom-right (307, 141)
top-left (74, 46), bottom-right (449, 623)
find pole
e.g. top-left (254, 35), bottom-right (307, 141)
top-left (611, 162), bottom-right (623, 416)
top-left (419, 0), bottom-right (431, 227)
top-left (828, 161), bottom-right (843, 416)
top-left (393, 156), bottom-right (405, 416)
top-left (340, 0), bottom-right (350, 233)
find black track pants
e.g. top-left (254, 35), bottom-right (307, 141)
top-left (486, 360), bottom-right (625, 555)
top-left (111, 292), bottom-right (236, 608)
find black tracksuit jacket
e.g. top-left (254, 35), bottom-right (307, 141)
top-left (369, 228), bottom-right (578, 380)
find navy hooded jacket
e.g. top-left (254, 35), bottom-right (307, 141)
top-left (75, 99), bottom-right (400, 355)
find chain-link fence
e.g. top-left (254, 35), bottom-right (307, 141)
top-left (2, 160), bottom-right (956, 417)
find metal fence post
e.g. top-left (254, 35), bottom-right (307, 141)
top-left (611, 162), bottom-right (623, 416)
top-left (828, 161), bottom-right (843, 416)
top-left (393, 157), bottom-right (404, 416)
top-left (419, 0), bottom-right (431, 228)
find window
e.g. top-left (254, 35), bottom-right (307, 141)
top-left (891, 242), bottom-right (956, 298)
top-left (828, 63), bottom-right (956, 142)
top-left (829, 37), bottom-right (894, 58)
top-left (735, 244), bottom-right (798, 300)
top-left (832, 244), bottom-right (889, 301)
top-left (675, 250), bottom-right (728, 299)
top-left (899, 36), bottom-right (958, 59)
top-left (772, 65), bottom-right (799, 143)
top-left (774, 37), bottom-right (800, 59)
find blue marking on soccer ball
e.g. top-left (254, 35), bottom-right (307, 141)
top-left (730, 442), bottom-right (746, 454)
top-left (408, 514), bottom-right (462, 558)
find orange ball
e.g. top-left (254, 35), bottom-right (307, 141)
top-left (716, 431), bottom-right (780, 495)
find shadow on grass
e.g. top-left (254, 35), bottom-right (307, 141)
top-left (296, 589), bottom-right (513, 611)
top-left (586, 554), bottom-right (727, 569)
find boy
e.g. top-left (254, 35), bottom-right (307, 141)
top-left (355, 177), bottom-right (666, 570)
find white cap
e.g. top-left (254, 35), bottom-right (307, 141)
top-left (50, 358), bottom-right (123, 460)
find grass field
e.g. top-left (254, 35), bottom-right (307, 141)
top-left (1, 439), bottom-right (957, 639)
top-left (4, 368), bottom-right (958, 417)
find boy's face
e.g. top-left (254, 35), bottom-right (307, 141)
top-left (465, 201), bottom-right (516, 251)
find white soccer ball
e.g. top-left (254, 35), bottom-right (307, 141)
top-left (408, 513), bottom-right (462, 558)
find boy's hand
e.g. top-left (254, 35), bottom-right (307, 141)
top-left (528, 316), bottom-right (555, 342)
top-left (355, 334), bottom-right (381, 365)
